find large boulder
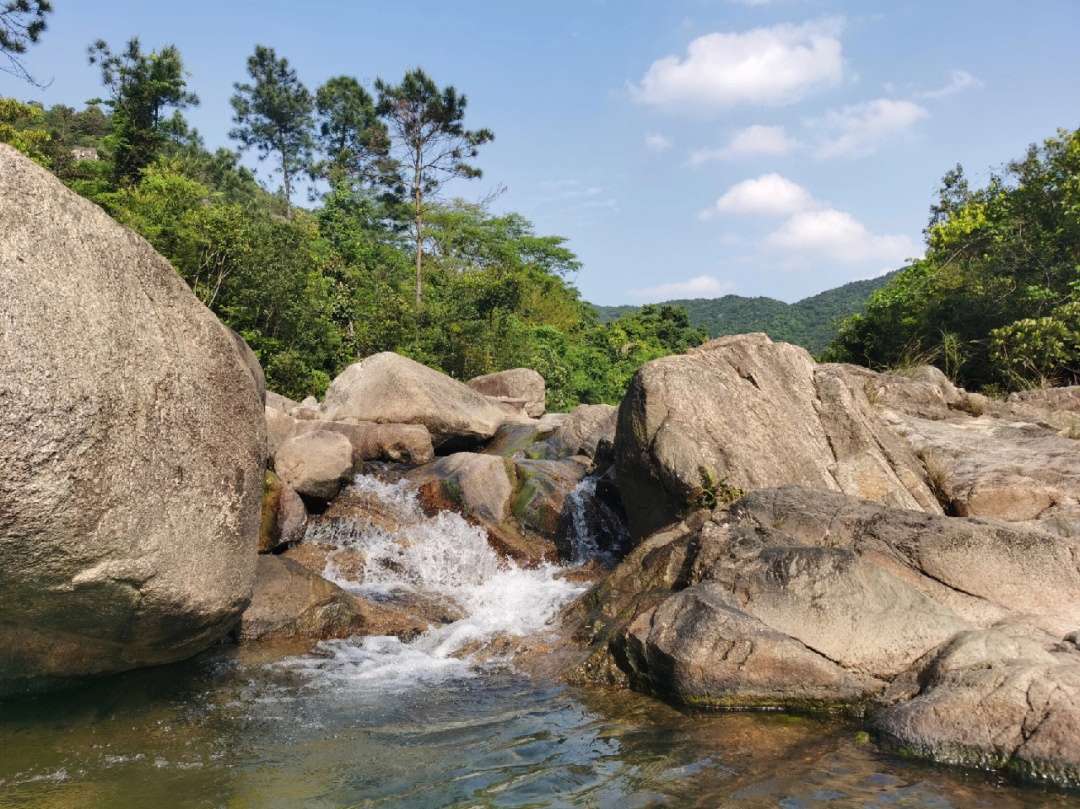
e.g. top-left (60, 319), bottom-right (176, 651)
top-left (467, 368), bottom-right (546, 417)
top-left (572, 485), bottom-right (1080, 786)
top-left (274, 430), bottom-right (354, 500)
top-left (320, 352), bottom-right (525, 449)
top-left (0, 144), bottom-right (265, 690)
top-left (614, 333), bottom-right (939, 537)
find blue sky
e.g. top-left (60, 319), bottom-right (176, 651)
top-left (4, 1), bottom-right (1079, 304)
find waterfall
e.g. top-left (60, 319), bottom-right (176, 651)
top-left (283, 473), bottom-right (586, 689)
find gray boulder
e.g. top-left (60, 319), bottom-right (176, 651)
top-left (265, 405), bottom-right (297, 458)
top-left (0, 143), bottom-right (265, 690)
top-left (614, 333), bottom-right (939, 537)
top-left (266, 389), bottom-right (299, 413)
top-left (321, 352), bottom-right (526, 448)
top-left (467, 368), bottom-right (546, 417)
top-left (274, 430), bottom-right (354, 500)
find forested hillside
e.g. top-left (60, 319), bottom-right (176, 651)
top-left (826, 127), bottom-right (1080, 393)
top-left (0, 39), bottom-right (705, 409)
top-left (594, 272), bottom-right (896, 355)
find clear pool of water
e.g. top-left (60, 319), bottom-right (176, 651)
top-left (0, 649), bottom-right (1073, 809)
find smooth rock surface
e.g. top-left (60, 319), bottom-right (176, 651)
top-left (0, 144), bottom-right (265, 690)
top-left (288, 418), bottom-right (434, 465)
top-left (572, 484), bottom-right (1080, 786)
top-left (614, 333), bottom-right (939, 537)
top-left (274, 430), bottom-right (354, 500)
top-left (320, 352), bottom-right (525, 448)
top-left (467, 368), bottom-right (546, 418)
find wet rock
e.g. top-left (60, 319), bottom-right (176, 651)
top-left (542, 404), bottom-right (617, 460)
top-left (407, 453), bottom-right (513, 523)
top-left (274, 430), bottom-right (354, 500)
top-left (0, 144), bottom-right (265, 690)
top-left (319, 352), bottom-right (526, 449)
top-left (237, 556), bottom-right (426, 642)
top-left (467, 368), bottom-right (546, 418)
top-left (614, 334), bottom-right (939, 538)
top-left (872, 626), bottom-right (1080, 786)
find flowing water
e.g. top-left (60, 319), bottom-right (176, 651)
top-left (0, 474), bottom-right (1073, 808)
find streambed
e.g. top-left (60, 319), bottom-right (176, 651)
top-left (0, 475), bottom-right (1073, 808)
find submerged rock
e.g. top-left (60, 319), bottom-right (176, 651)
top-left (614, 333), bottom-right (938, 538)
top-left (0, 143), bottom-right (265, 691)
top-left (319, 352), bottom-right (526, 449)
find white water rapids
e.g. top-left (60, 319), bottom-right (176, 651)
top-left (282, 473), bottom-right (587, 689)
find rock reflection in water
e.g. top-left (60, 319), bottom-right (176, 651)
top-left (0, 651), bottom-right (1073, 809)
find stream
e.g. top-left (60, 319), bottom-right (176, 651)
top-left (0, 474), bottom-right (1073, 808)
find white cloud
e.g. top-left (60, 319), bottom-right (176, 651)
top-left (628, 17), bottom-right (844, 111)
top-left (916, 69), bottom-right (982, 99)
top-left (629, 275), bottom-right (735, 300)
top-left (690, 124), bottom-right (801, 164)
top-left (700, 173), bottom-right (816, 219)
top-left (812, 98), bottom-right (928, 158)
top-left (645, 133), bottom-right (672, 152)
top-left (766, 208), bottom-right (917, 263)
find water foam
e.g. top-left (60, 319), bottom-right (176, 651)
top-left (283, 473), bottom-right (585, 690)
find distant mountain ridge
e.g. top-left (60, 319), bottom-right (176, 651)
top-left (593, 271), bottom-right (899, 356)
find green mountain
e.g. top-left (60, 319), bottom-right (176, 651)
top-left (593, 271), bottom-right (899, 356)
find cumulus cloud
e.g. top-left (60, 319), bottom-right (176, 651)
top-left (629, 274), bottom-right (735, 300)
top-left (916, 69), bottom-right (982, 99)
top-left (766, 208), bottom-right (917, 263)
top-left (645, 133), bottom-right (672, 152)
top-left (628, 17), bottom-right (844, 111)
top-left (700, 173), bottom-right (816, 219)
top-left (690, 124), bottom-right (801, 164)
top-left (812, 98), bottom-right (928, 158)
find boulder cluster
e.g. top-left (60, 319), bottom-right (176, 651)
top-left (4, 143), bottom-right (1080, 787)
top-left (575, 333), bottom-right (1080, 787)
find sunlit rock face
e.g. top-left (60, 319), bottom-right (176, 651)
top-left (0, 143), bottom-right (266, 692)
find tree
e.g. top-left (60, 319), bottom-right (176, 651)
top-left (88, 37), bottom-right (198, 184)
top-left (313, 75), bottom-right (389, 188)
top-left (0, 0), bottom-right (50, 83)
top-left (230, 45), bottom-right (313, 218)
top-left (375, 68), bottom-right (493, 308)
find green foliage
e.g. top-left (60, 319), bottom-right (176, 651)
top-left (826, 127), bottom-right (1080, 391)
top-left (313, 75), bottom-right (388, 188)
top-left (595, 272), bottom-right (897, 356)
top-left (230, 45), bottom-right (314, 217)
top-left (88, 37), bottom-right (199, 184)
top-left (3, 47), bottom-right (706, 407)
top-left (0, 96), bottom-right (49, 163)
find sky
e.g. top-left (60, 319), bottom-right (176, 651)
top-left (3, 1), bottom-right (1079, 305)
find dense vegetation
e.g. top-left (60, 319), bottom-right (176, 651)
top-left (0, 37), bottom-right (706, 409)
top-left (825, 128), bottom-right (1080, 393)
top-left (595, 272), bottom-right (897, 356)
